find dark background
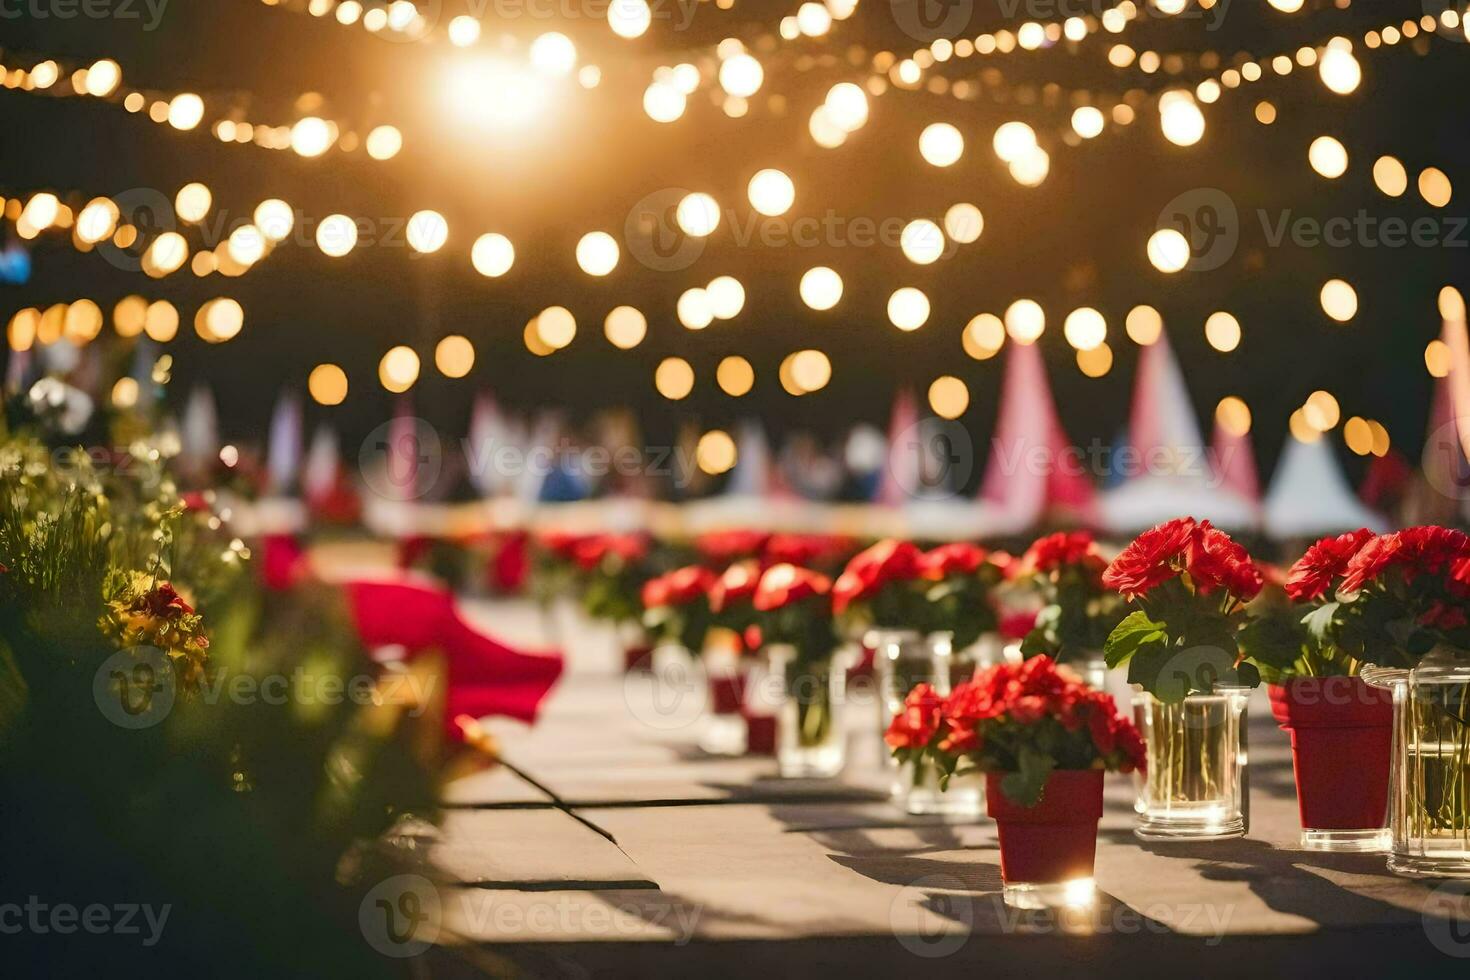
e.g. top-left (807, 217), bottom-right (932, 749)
top-left (1, 0), bottom-right (1466, 485)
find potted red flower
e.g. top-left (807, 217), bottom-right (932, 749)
top-left (701, 560), bottom-right (764, 755)
top-left (887, 657), bottom-right (1145, 909)
top-left (1238, 529), bottom-right (1394, 851)
top-left (1325, 526), bottom-right (1470, 877)
top-left (1101, 517), bottom-right (1262, 841)
top-left (1015, 531), bottom-right (1127, 688)
top-left (641, 565), bottom-right (717, 675)
top-left (576, 533), bottom-right (654, 672)
top-left (749, 563), bottom-right (850, 777)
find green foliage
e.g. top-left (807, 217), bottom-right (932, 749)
top-left (1102, 583), bottom-right (1259, 702)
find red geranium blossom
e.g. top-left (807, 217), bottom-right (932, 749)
top-left (572, 533), bottom-right (648, 571)
top-left (135, 582), bottom-right (194, 619)
top-left (752, 563), bottom-right (832, 612)
top-left (1020, 530), bottom-right (1106, 576)
top-left (918, 542), bottom-right (989, 579)
top-left (641, 566), bottom-right (717, 609)
top-left (708, 560), bottom-right (762, 614)
top-left (1284, 528), bottom-right (1375, 602)
top-left (763, 533), bottom-right (852, 567)
top-left (1103, 517), bottom-right (1262, 602)
top-left (832, 539), bottom-right (924, 614)
top-left (883, 683), bottom-right (945, 751)
top-left (1340, 526), bottom-right (1470, 594)
top-left (695, 529), bottom-right (770, 563)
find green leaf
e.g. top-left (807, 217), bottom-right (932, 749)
top-left (1301, 602), bottom-right (1340, 646)
top-left (1104, 610), bottom-right (1167, 669)
top-left (999, 745), bottom-right (1056, 808)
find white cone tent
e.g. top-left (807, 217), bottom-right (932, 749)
top-left (1211, 417), bottom-right (1261, 506)
top-left (179, 385), bottom-right (219, 476)
top-left (1263, 432), bottom-right (1387, 538)
top-left (1101, 333), bottom-right (1258, 532)
top-left (302, 423), bottom-right (340, 509)
top-left (264, 391), bottom-right (303, 495)
top-left (875, 389), bottom-right (920, 509)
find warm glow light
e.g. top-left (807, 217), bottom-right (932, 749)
top-left (900, 219), bottom-right (945, 265)
top-left (962, 313), bottom-right (1005, 360)
top-left (175, 183), bottom-right (212, 223)
top-left (993, 121), bottom-right (1037, 163)
top-left (697, 429), bottom-right (738, 475)
top-left (1147, 228), bottom-right (1191, 273)
top-left (227, 225), bottom-right (267, 266)
top-left (1420, 168), bottom-right (1454, 208)
top-left (255, 199), bottom-right (294, 242)
top-left (1063, 307), bottom-right (1107, 351)
top-left (676, 193), bottom-right (721, 236)
top-left (1427, 339), bottom-right (1452, 378)
top-left (309, 364), bottom-right (349, 405)
top-left (1205, 311), bottom-right (1242, 352)
top-left (1318, 46), bottom-right (1361, 94)
top-left (799, 267), bottom-right (843, 310)
top-left (824, 82), bottom-right (869, 131)
top-left (111, 377), bottom-right (139, 409)
top-left (1303, 390), bottom-right (1341, 431)
top-left (1373, 156), bottom-right (1408, 197)
top-left (1216, 396), bottom-right (1252, 437)
top-left (379, 346), bottom-right (421, 393)
top-left (575, 231), bottom-right (620, 275)
top-left (85, 59), bottom-right (120, 96)
top-left (76, 199), bottom-right (118, 244)
top-left (655, 357), bottom-right (695, 399)
top-left (1320, 279), bottom-right (1358, 322)
top-left (366, 125), bottom-right (403, 160)
top-left (144, 300), bottom-right (179, 342)
top-left (447, 57), bottom-right (550, 129)
top-left (538, 306), bottom-right (577, 349)
top-left (677, 287), bottom-right (714, 330)
top-left (809, 106), bottom-right (848, 149)
top-left (608, 0), bottom-right (652, 38)
top-left (719, 53), bottom-right (763, 97)
top-left (717, 355), bottom-right (754, 396)
top-left (472, 233), bottom-right (515, 277)
top-left (145, 232), bottom-right (189, 276)
top-left (1076, 342), bottom-right (1114, 378)
top-left (748, 169), bottom-right (795, 216)
top-left (1008, 146), bottom-right (1050, 187)
top-left (1309, 136), bottom-right (1349, 179)
top-left (1005, 299), bottom-right (1045, 344)
top-left (944, 203), bottom-right (983, 244)
top-left (196, 297), bottom-right (243, 343)
top-left (1440, 286), bottom-right (1466, 323)
top-left (317, 214), bottom-right (359, 257)
top-left (1071, 106), bottom-right (1105, 139)
top-left (919, 123), bottom-right (964, 167)
top-left (113, 296), bottom-right (147, 337)
top-left (167, 93), bottom-right (204, 130)
top-left (707, 275), bottom-right (746, 319)
top-left (928, 375), bottom-right (969, 419)
top-left (290, 116), bottom-right (335, 158)
top-left (530, 32), bottom-right (577, 76)
top-left (1343, 416), bottom-right (1373, 456)
top-left (887, 287), bottom-right (930, 331)
top-left (605, 306), bottom-right (647, 348)
top-left (790, 349), bottom-right (832, 392)
top-left (435, 335), bottom-right (475, 378)
top-left (448, 15), bottom-right (481, 46)
top-left (1159, 92), bottom-right (1205, 146)
top-left (1126, 305), bottom-right (1163, 345)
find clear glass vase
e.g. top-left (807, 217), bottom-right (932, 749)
top-left (1132, 687), bottom-right (1251, 841)
top-left (768, 645), bottom-right (851, 778)
top-left (1364, 656), bottom-right (1470, 878)
top-left (872, 629), bottom-right (985, 816)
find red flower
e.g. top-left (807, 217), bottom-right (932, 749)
top-left (1341, 526), bottom-right (1470, 594)
top-left (708, 560), bottom-right (761, 614)
top-left (136, 582), bottom-right (194, 619)
top-left (763, 533), bottom-right (851, 567)
top-left (1103, 517), bottom-right (1261, 602)
top-left (918, 542), bottom-right (988, 580)
top-left (1285, 529), bottom-right (1375, 602)
top-left (1020, 531), bottom-right (1106, 576)
top-left (572, 533), bottom-right (647, 571)
top-left (1186, 520), bottom-right (1264, 600)
top-left (752, 563), bottom-right (832, 612)
top-left (641, 566), bottom-right (716, 609)
top-left (1102, 517), bottom-right (1196, 597)
top-left (181, 491), bottom-right (210, 513)
top-left (1088, 702), bottom-right (1117, 755)
top-left (832, 539), bottom-right (924, 614)
top-left (695, 529), bottom-right (770, 563)
top-left (884, 683), bottom-right (944, 750)
top-left (999, 610), bottom-right (1039, 640)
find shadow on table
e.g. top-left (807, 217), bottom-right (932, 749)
top-left (1135, 836), bottom-right (1435, 929)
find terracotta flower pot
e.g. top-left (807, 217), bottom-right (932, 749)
top-left (986, 769), bottom-right (1104, 909)
top-left (1268, 676), bottom-right (1393, 852)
